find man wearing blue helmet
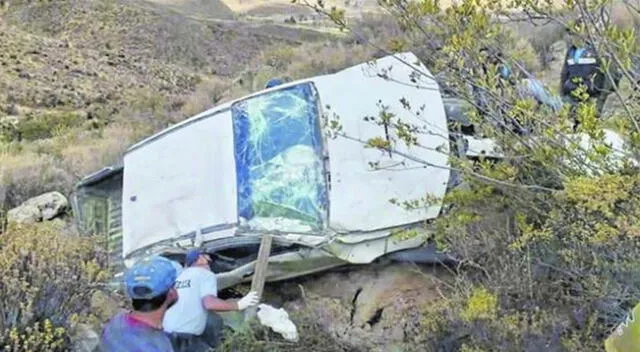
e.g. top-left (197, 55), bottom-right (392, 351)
top-left (99, 256), bottom-right (179, 352)
top-left (265, 78), bottom-right (285, 89)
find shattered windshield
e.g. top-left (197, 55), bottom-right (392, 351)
top-left (231, 82), bottom-right (329, 233)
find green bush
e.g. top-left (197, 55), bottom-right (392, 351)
top-left (303, 0), bottom-right (640, 350)
top-left (0, 222), bottom-right (111, 351)
top-left (13, 111), bottom-right (86, 141)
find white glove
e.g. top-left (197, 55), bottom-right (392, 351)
top-left (237, 291), bottom-right (260, 310)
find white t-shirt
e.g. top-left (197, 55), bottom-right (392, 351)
top-left (163, 266), bottom-right (218, 335)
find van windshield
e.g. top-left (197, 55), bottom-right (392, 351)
top-left (231, 82), bottom-right (328, 234)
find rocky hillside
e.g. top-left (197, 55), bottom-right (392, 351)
top-left (0, 0), bottom-right (339, 209)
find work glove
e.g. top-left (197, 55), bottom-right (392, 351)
top-left (237, 291), bottom-right (260, 310)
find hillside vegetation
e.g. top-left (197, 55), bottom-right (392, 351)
top-left (144, 0), bottom-right (236, 19)
top-left (3, 0), bottom-right (640, 351)
top-left (0, 0), bottom-right (342, 209)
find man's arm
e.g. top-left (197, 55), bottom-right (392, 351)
top-left (201, 291), bottom-right (260, 312)
top-left (201, 295), bottom-right (238, 312)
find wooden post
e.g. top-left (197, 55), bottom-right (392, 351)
top-left (245, 235), bottom-right (273, 320)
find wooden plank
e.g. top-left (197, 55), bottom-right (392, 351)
top-left (245, 235), bottom-right (273, 319)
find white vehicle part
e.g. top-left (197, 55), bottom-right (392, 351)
top-left (315, 52), bottom-right (450, 232)
top-left (462, 129), bottom-right (631, 164)
top-left (122, 108), bottom-right (238, 258)
top-left (121, 52), bottom-right (451, 260)
top-left (327, 231), bottom-right (429, 264)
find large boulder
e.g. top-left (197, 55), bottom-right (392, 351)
top-left (272, 263), bottom-right (452, 352)
top-left (7, 191), bottom-right (68, 224)
top-left (91, 290), bottom-right (126, 323)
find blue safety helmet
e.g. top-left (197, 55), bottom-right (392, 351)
top-left (265, 78), bottom-right (284, 89)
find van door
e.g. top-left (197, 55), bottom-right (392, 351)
top-left (312, 52), bottom-right (451, 232)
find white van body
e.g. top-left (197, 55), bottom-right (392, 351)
top-left (119, 52), bottom-right (455, 288)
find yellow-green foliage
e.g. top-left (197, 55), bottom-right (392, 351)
top-left (551, 174), bottom-right (640, 243)
top-left (11, 111), bottom-right (86, 141)
top-left (3, 320), bottom-right (66, 352)
top-left (304, 0), bottom-right (640, 350)
top-left (461, 287), bottom-right (498, 322)
top-left (563, 174), bottom-right (634, 218)
top-left (0, 222), bottom-right (110, 351)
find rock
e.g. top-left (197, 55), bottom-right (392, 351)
top-left (256, 303), bottom-right (298, 342)
top-left (7, 191), bottom-right (69, 224)
top-left (91, 290), bottom-right (126, 323)
top-left (278, 263), bottom-right (452, 352)
top-left (7, 205), bottom-right (41, 224)
top-left (70, 323), bottom-right (100, 352)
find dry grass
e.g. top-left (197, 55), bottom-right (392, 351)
top-left (223, 0), bottom-right (572, 18)
top-left (225, 41), bottom-right (376, 100)
top-left (0, 151), bottom-right (74, 209)
top-left (222, 0), bottom-right (380, 15)
top-left (56, 125), bottom-right (143, 178)
top-left (143, 0), bottom-right (236, 19)
top-left (180, 76), bottom-right (233, 117)
top-left (0, 119), bottom-right (149, 208)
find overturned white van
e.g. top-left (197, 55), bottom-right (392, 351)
top-left (71, 51), bottom-right (630, 289)
top-left (72, 52), bottom-right (466, 288)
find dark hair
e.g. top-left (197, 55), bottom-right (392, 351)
top-left (131, 292), bottom-right (169, 312)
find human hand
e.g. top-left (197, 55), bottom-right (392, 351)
top-left (237, 291), bottom-right (260, 310)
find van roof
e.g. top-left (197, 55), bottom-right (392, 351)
top-left (124, 76), bottom-right (320, 155)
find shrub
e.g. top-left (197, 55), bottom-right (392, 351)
top-left (228, 41), bottom-right (376, 98)
top-left (0, 151), bottom-right (75, 208)
top-left (302, 0), bottom-right (640, 350)
top-left (180, 77), bottom-right (232, 118)
top-left (0, 222), bottom-right (110, 351)
top-left (7, 111), bottom-right (86, 142)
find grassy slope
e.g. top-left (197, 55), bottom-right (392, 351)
top-left (144, 0), bottom-right (236, 19)
top-left (221, 0), bottom-right (380, 15)
top-left (0, 0), bottom-right (334, 208)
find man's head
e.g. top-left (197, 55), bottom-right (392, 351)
top-left (124, 256), bottom-right (178, 313)
top-left (185, 248), bottom-right (212, 268)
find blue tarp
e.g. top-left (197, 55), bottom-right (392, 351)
top-left (518, 78), bottom-right (564, 112)
top-left (231, 83), bottom-right (328, 232)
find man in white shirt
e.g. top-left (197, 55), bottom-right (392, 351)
top-left (164, 248), bottom-right (260, 351)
